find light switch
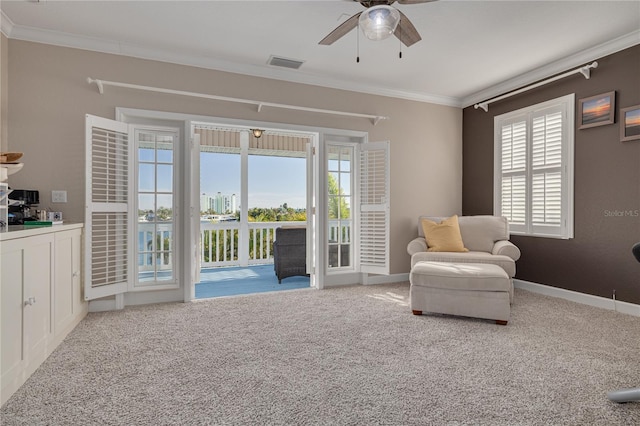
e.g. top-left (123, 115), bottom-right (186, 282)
top-left (52, 190), bottom-right (67, 203)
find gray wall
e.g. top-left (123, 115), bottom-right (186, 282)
top-left (3, 39), bottom-right (462, 276)
top-left (463, 45), bottom-right (640, 304)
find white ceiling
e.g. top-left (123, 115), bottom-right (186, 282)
top-left (1, 1), bottom-right (639, 107)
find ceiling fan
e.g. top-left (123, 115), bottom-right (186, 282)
top-left (319, 0), bottom-right (437, 48)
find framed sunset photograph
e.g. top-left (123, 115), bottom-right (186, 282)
top-left (578, 91), bottom-right (615, 129)
top-left (620, 105), bottom-right (640, 142)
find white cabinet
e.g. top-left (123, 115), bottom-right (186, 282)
top-left (0, 224), bottom-right (86, 406)
top-left (54, 228), bottom-right (83, 339)
top-left (1, 240), bottom-right (26, 395)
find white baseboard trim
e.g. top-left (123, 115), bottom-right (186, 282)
top-left (88, 298), bottom-right (118, 312)
top-left (514, 279), bottom-right (640, 317)
top-left (363, 273), bottom-right (410, 285)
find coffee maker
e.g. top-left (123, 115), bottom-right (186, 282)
top-left (8, 189), bottom-right (39, 224)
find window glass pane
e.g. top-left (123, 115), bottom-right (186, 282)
top-left (328, 221), bottom-right (338, 242)
top-left (328, 196), bottom-right (340, 219)
top-left (139, 230), bottom-right (153, 252)
top-left (157, 146), bottom-right (173, 163)
top-left (138, 164), bottom-right (155, 192)
top-left (139, 148), bottom-right (155, 162)
top-left (328, 172), bottom-right (340, 195)
top-left (340, 172), bottom-right (351, 196)
top-left (157, 164), bottom-right (173, 192)
top-left (340, 147), bottom-right (351, 171)
top-left (328, 245), bottom-right (338, 268)
top-left (342, 201), bottom-right (351, 219)
top-left (341, 223), bottom-right (351, 243)
top-left (340, 244), bottom-right (351, 267)
top-left (156, 194), bottom-right (173, 221)
top-left (328, 146), bottom-right (340, 171)
top-left (138, 194), bottom-right (154, 221)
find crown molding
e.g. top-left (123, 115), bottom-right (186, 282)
top-left (462, 29), bottom-right (640, 109)
top-left (2, 20), bottom-right (462, 108)
top-left (1, 10), bottom-right (15, 38)
top-left (5, 14), bottom-right (635, 110)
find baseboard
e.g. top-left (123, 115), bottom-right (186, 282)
top-left (514, 279), bottom-right (640, 317)
top-left (89, 298), bottom-right (118, 312)
top-left (362, 272), bottom-right (410, 285)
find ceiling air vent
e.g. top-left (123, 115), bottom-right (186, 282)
top-left (267, 55), bottom-right (304, 70)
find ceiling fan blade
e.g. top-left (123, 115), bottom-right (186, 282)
top-left (395, 11), bottom-right (422, 47)
top-left (319, 12), bottom-right (362, 45)
top-left (397, 0), bottom-right (438, 4)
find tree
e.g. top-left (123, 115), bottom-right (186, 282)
top-left (328, 174), bottom-right (349, 220)
top-left (246, 205), bottom-right (306, 222)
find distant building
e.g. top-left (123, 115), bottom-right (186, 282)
top-left (201, 192), bottom-right (238, 214)
top-left (200, 193), bottom-right (214, 212)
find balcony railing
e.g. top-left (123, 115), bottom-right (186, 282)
top-left (138, 219), bottom-right (351, 270)
top-left (200, 220), bottom-right (305, 267)
top-left (138, 221), bottom-right (306, 270)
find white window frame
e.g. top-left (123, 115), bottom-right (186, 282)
top-left (494, 93), bottom-right (575, 239)
top-left (326, 142), bottom-right (356, 273)
top-left (132, 125), bottom-right (180, 291)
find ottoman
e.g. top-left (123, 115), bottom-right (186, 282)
top-left (410, 261), bottom-right (511, 325)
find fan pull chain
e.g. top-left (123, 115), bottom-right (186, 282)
top-left (398, 17), bottom-right (402, 59)
top-left (356, 22), bottom-right (360, 63)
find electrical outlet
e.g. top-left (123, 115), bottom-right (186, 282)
top-left (52, 190), bottom-right (67, 203)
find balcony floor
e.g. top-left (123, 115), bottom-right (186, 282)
top-left (195, 264), bottom-right (310, 299)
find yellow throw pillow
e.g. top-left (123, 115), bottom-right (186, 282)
top-left (421, 215), bottom-right (469, 252)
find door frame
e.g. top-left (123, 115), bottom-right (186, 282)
top-left (116, 107), bottom-right (367, 300)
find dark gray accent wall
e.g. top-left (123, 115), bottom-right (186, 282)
top-left (463, 45), bottom-right (640, 304)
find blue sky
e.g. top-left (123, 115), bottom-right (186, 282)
top-left (138, 151), bottom-right (307, 212)
top-left (201, 152), bottom-right (307, 209)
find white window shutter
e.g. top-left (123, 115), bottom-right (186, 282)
top-left (359, 141), bottom-right (389, 275)
top-left (84, 115), bottom-right (132, 300)
top-left (531, 109), bottom-right (564, 231)
top-left (498, 118), bottom-right (527, 232)
top-left (494, 94), bottom-right (574, 239)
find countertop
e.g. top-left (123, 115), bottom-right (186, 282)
top-left (0, 222), bottom-right (83, 241)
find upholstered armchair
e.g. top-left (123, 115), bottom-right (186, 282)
top-left (273, 226), bottom-right (308, 283)
top-left (407, 215), bottom-right (521, 299)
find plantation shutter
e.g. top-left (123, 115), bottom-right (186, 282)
top-left (494, 94), bottom-right (574, 239)
top-left (498, 117), bottom-right (527, 233)
top-left (359, 141), bottom-right (389, 275)
top-left (84, 115), bottom-right (132, 300)
top-left (531, 107), bottom-right (564, 234)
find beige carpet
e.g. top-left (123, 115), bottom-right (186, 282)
top-left (1, 283), bottom-right (639, 425)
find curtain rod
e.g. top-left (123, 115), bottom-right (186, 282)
top-left (474, 61), bottom-right (598, 112)
top-left (87, 78), bottom-right (389, 125)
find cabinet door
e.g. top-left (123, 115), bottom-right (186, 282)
top-left (23, 234), bottom-right (54, 363)
top-left (1, 240), bottom-right (25, 387)
top-left (54, 228), bottom-right (83, 334)
top-left (54, 232), bottom-right (74, 333)
top-left (71, 229), bottom-right (83, 317)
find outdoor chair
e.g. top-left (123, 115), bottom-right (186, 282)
top-left (273, 226), bottom-right (308, 283)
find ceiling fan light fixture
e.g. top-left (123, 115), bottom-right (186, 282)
top-left (359, 5), bottom-right (400, 41)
